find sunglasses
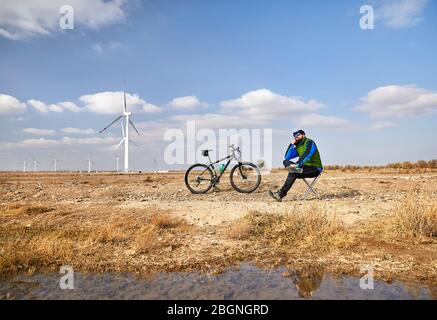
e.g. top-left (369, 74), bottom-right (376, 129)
top-left (293, 133), bottom-right (302, 138)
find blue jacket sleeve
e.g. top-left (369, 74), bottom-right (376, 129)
top-left (297, 140), bottom-right (316, 166)
top-left (284, 144), bottom-right (298, 161)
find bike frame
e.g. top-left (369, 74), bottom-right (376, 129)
top-left (203, 146), bottom-right (246, 182)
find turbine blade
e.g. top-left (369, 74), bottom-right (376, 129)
top-left (129, 119), bottom-right (140, 135)
top-left (123, 80), bottom-right (127, 113)
top-left (99, 115), bottom-right (123, 133)
top-left (113, 138), bottom-right (125, 151)
top-left (129, 139), bottom-right (141, 148)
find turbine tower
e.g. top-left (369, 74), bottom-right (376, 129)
top-left (83, 153), bottom-right (95, 173)
top-left (153, 157), bottom-right (158, 172)
top-left (115, 154), bottom-right (120, 173)
top-left (98, 81), bottom-right (140, 173)
top-left (88, 153), bottom-right (91, 173)
top-left (17, 160), bottom-right (26, 172)
top-left (51, 155), bottom-right (63, 172)
top-left (32, 157), bottom-right (39, 172)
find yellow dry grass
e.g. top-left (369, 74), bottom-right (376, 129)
top-left (368, 194), bottom-right (437, 244)
top-left (0, 204), bottom-right (54, 216)
top-left (0, 208), bottom-right (190, 276)
top-left (228, 203), bottom-right (352, 252)
top-left (134, 213), bottom-right (186, 253)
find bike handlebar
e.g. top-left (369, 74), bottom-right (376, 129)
top-left (228, 144), bottom-right (240, 151)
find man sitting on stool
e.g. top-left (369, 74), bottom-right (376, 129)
top-left (269, 130), bottom-right (323, 202)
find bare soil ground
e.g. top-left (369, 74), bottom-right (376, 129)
top-left (0, 169), bottom-right (436, 286)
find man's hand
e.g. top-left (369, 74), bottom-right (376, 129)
top-left (286, 163), bottom-right (303, 173)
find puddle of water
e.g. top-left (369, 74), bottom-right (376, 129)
top-left (1, 264), bottom-right (435, 300)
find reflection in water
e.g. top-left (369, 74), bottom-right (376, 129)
top-left (289, 267), bottom-right (324, 298)
top-left (429, 286), bottom-right (437, 300)
top-left (0, 264), bottom-right (435, 300)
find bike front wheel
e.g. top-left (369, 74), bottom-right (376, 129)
top-left (230, 162), bottom-right (261, 193)
top-left (185, 164), bottom-right (214, 194)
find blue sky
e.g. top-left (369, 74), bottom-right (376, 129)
top-left (0, 0), bottom-right (436, 171)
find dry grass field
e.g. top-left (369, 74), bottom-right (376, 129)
top-left (0, 166), bottom-right (436, 286)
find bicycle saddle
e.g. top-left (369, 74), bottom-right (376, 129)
top-left (202, 149), bottom-right (212, 157)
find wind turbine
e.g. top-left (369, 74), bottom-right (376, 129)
top-left (16, 159), bottom-right (27, 172)
top-left (32, 157), bottom-right (40, 172)
top-left (98, 81), bottom-right (140, 173)
top-left (115, 154), bottom-right (120, 173)
top-left (153, 157), bottom-right (158, 172)
top-left (51, 155), bottom-right (63, 172)
top-left (83, 153), bottom-right (95, 173)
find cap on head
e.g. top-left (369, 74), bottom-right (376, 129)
top-left (293, 129), bottom-right (305, 137)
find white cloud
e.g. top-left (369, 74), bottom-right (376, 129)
top-left (27, 99), bottom-right (48, 113)
top-left (168, 113), bottom-right (262, 130)
top-left (22, 128), bottom-right (56, 136)
top-left (1, 136), bottom-right (119, 149)
top-left (6, 91), bottom-right (159, 115)
top-left (0, 0), bottom-right (132, 40)
top-left (92, 43), bottom-right (103, 54)
top-left (142, 101), bottom-right (162, 113)
top-left (356, 85), bottom-right (437, 119)
top-left (58, 101), bottom-right (81, 113)
top-left (61, 127), bottom-right (96, 135)
top-left (80, 91), bottom-right (161, 114)
top-left (27, 99), bottom-right (67, 113)
top-left (162, 89), bottom-right (348, 132)
top-left (61, 137), bottom-right (120, 145)
top-left (295, 113), bottom-right (353, 129)
top-left (0, 94), bottom-right (26, 114)
top-left (92, 41), bottom-right (122, 54)
top-left (8, 116), bottom-right (25, 122)
top-left (169, 96), bottom-right (207, 110)
top-left (378, 0), bottom-right (428, 28)
top-left (369, 121), bottom-right (397, 130)
top-left (19, 138), bottom-right (60, 147)
top-left (219, 89), bottom-right (324, 123)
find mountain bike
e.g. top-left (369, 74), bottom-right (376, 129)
top-left (184, 144), bottom-right (261, 194)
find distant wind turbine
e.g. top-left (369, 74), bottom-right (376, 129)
top-left (51, 155), bottom-right (63, 172)
top-left (115, 154), bottom-right (120, 173)
top-left (153, 157), bottom-right (158, 172)
top-left (16, 160), bottom-right (26, 172)
top-left (32, 157), bottom-right (40, 172)
top-left (83, 153), bottom-right (95, 173)
top-left (98, 81), bottom-right (140, 173)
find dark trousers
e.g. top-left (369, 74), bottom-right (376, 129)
top-left (279, 160), bottom-right (321, 198)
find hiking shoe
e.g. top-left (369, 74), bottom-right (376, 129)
top-left (268, 190), bottom-right (282, 202)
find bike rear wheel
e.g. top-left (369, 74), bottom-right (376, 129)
top-left (185, 164), bottom-right (214, 194)
top-left (230, 162), bottom-right (261, 193)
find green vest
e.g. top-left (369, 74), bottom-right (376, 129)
top-left (296, 138), bottom-right (323, 168)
